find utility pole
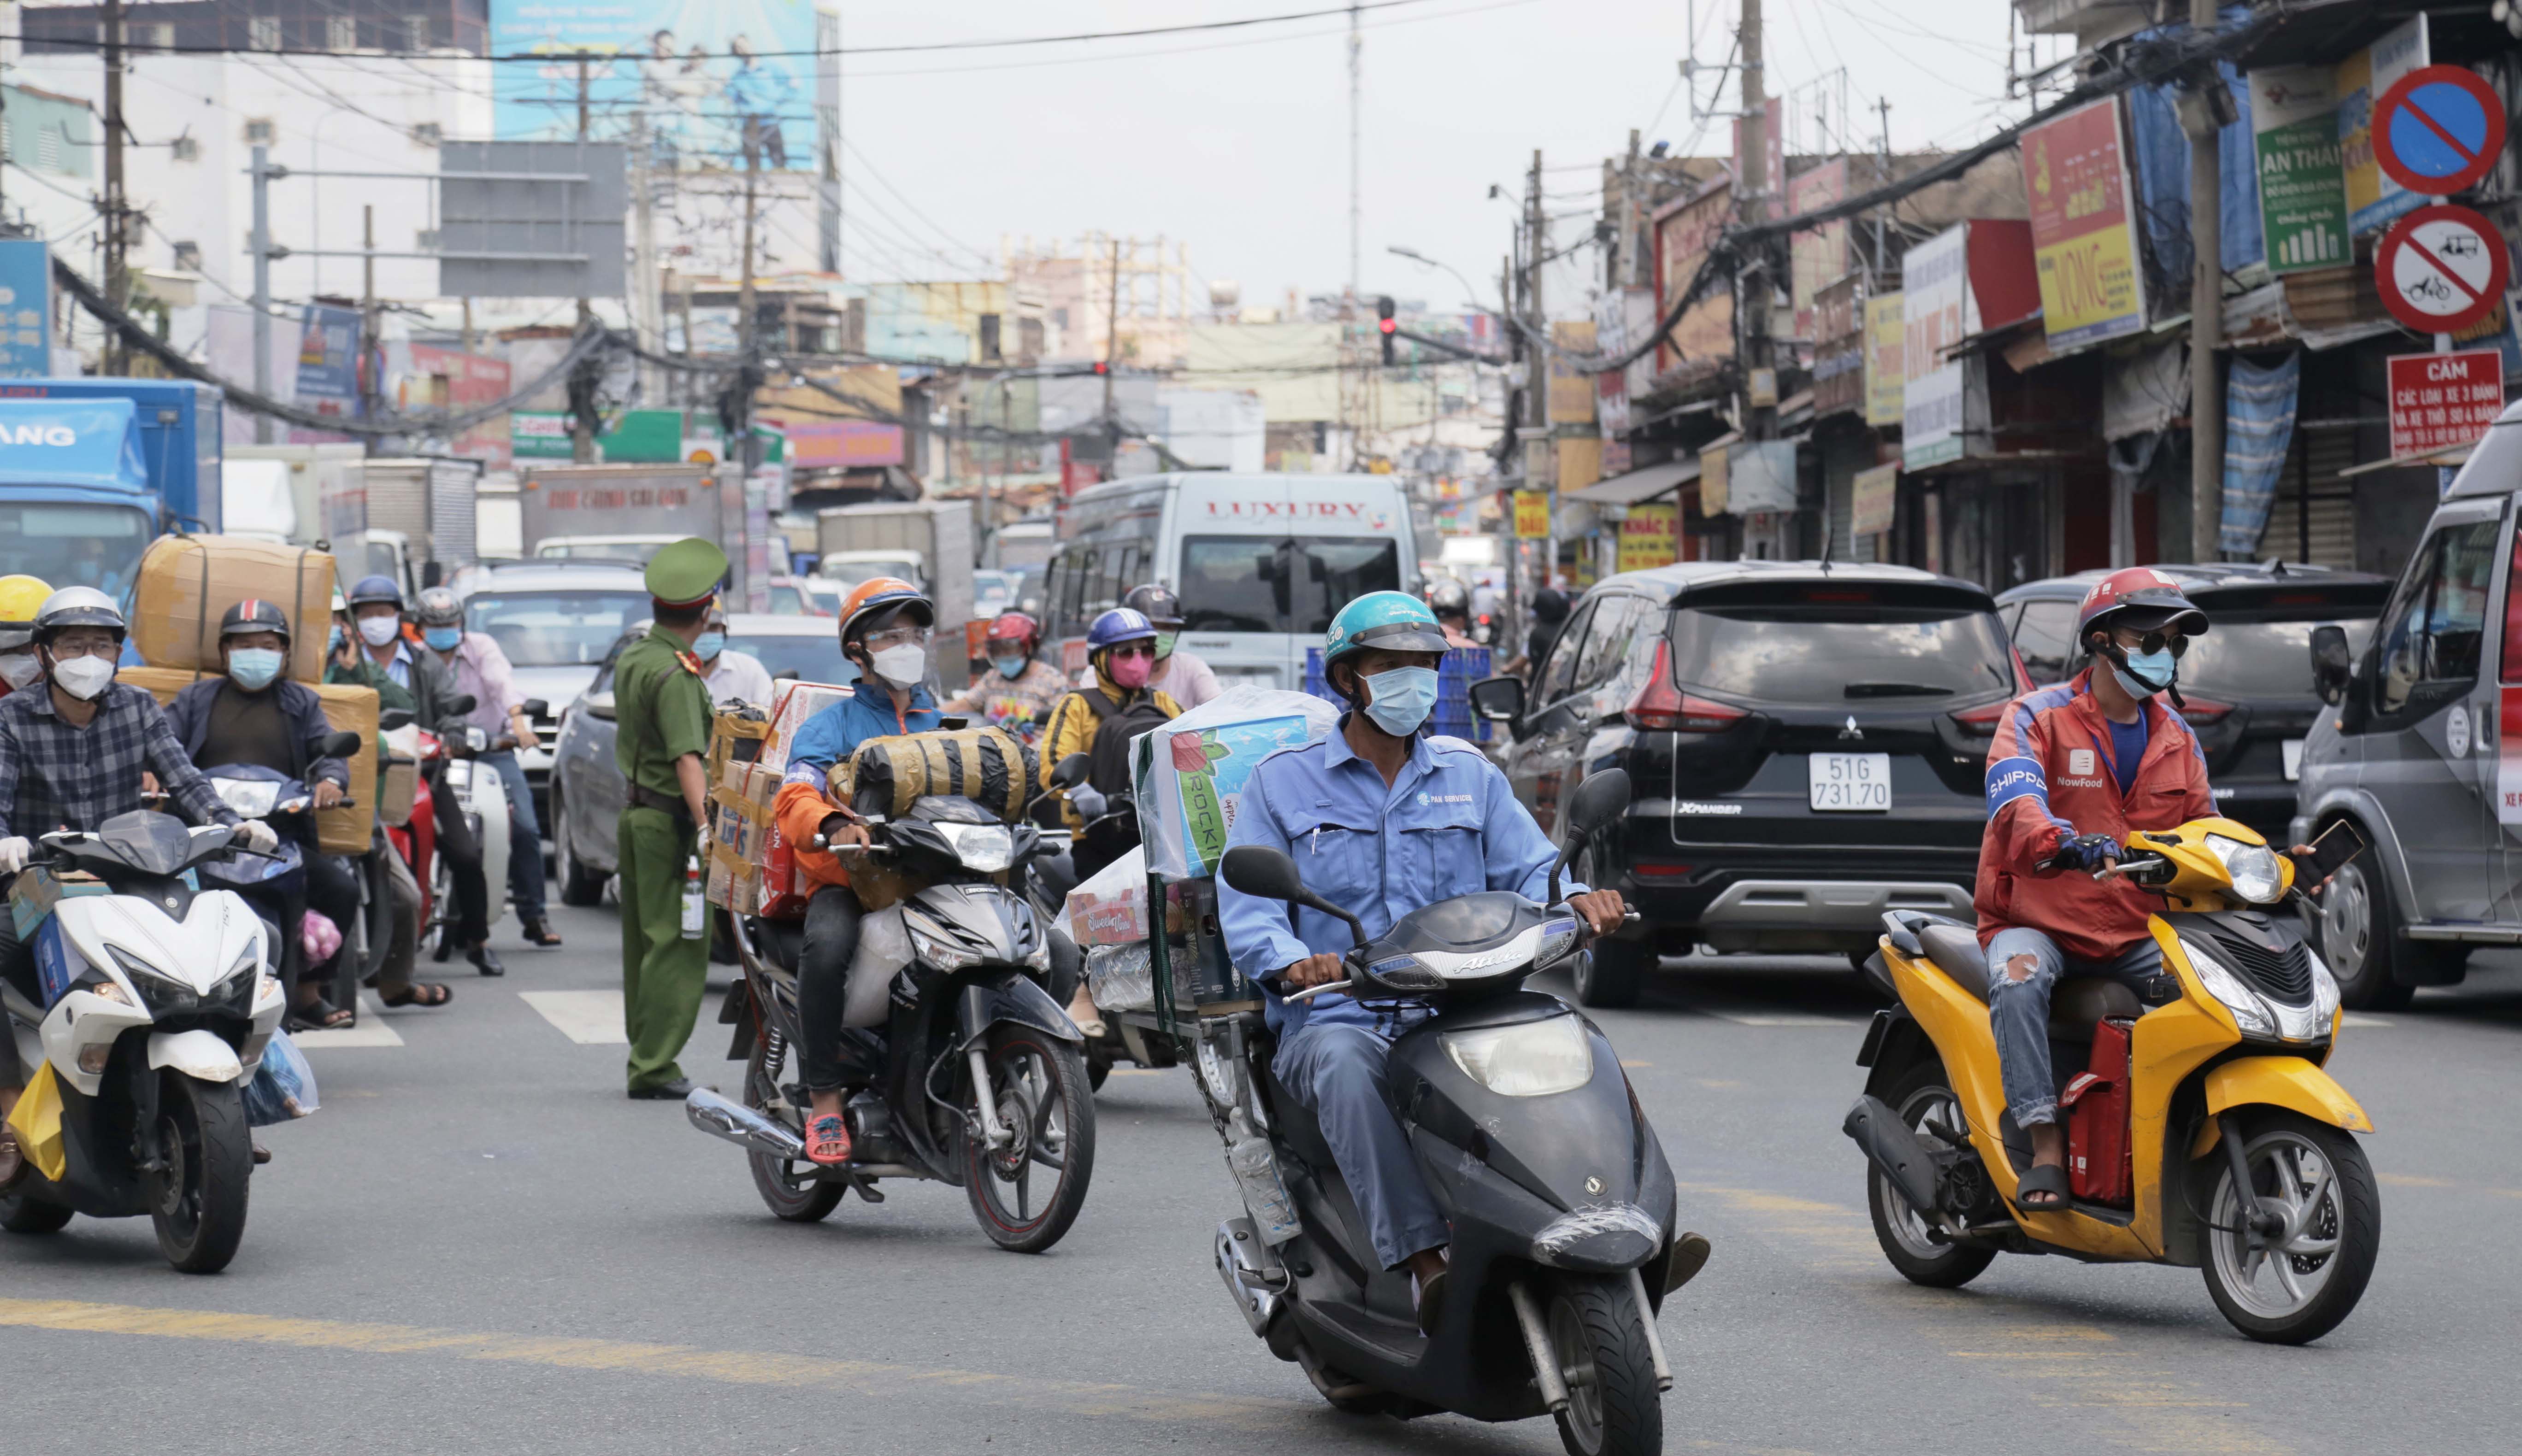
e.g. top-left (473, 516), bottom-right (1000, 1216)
top-left (1738, 0), bottom-right (1777, 561)
top-left (1347, 0), bottom-right (1362, 303)
top-left (630, 110), bottom-right (660, 410)
top-left (571, 53), bottom-right (597, 463)
top-left (737, 114), bottom-right (764, 471)
top-left (1524, 150), bottom-right (1548, 592)
top-left (1873, 97), bottom-right (1893, 286)
top-left (1501, 250), bottom-right (1521, 659)
top-left (1101, 235), bottom-right (1122, 431)
top-left (2186, 0), bottom-right (2224, 563)
top-left (101, 0), bottom-right (128, 372)
top-left (1622, 129), bottom-right (1643, 289)
top-left (250, 144), bottom-right (275, 441)
top-left (359, 203), bottom-right (379, 446)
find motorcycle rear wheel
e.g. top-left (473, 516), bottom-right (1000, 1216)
top-left (1545, 1271), bottom-right (1663, 1456)
top-left (1865, 1063), bottom-right (1998, 1288)
top-left (148, 1072), bottom-right (252, 1274)
top-left (745, 1035), bottom-right (844, 1223)
top-left (962, 1025), bottom-right (1096, 1253)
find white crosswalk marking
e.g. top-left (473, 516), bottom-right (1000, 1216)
top-left (291, 995), bottom-right (406, 1049)
top-left (519, 990), bottom-right (628, 1045)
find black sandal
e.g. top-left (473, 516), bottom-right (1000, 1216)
top-left (285, 998), bottom-right (355, 1033)
top-left (2015, 1163), bottom-right (2070, 1211)
top-left (380, 982), bottom-right (453, 1008)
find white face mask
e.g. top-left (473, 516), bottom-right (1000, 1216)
top-left (870, 643), bottom-right (927, 689)
top-left (358, 615), bottom-right (402, 647)
top-left (51, 653), bottom-right (116, 701)
top-left (0, 652), bottom-right (41, 691)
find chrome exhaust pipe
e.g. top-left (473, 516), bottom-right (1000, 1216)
top-left (685, 1087), bottom-right (804, 1160)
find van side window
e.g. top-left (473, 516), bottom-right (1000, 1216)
top-left (1535, 600), bottom-right (1597, 706)
top-left (2012, 598), bottom-right (2077, 684)
top-left (2375, 519), bottom-right (2499, 715)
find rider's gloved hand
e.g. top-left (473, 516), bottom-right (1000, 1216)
top-left (1068, 786), bottom-right (1108, 820)
top-left (0, 836), bottom-right (29, 875)
top-left (2052, 830), bottom-right (2120, 871)
top-left (236, 821), bottom-right (280, 855)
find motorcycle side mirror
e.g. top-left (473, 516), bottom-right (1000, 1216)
top-left (1221, 844), bottom-right (1367, 948)
top-left (312, 729), bottom-right (364, 760)
top-left (1049, 753), bottom-right (1090, 790)
top-left (1468, 674), bottom-right (1525, 728)
top-left (2309, 624), bottom-right (2351, 707)
top-left (443, 692), bottom-right (478, 719)
top-left (1548, 768), bottom-right (1632, 904)
top-left (380, 708), bottom-right (415, 731)
top-left (519, 698), bottom-right (549, 718)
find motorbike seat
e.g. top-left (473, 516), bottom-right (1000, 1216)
top-left (1919, 925), bottom-right (1992, 999)
top-left (1919, 922), bottom-right (2144, 1032)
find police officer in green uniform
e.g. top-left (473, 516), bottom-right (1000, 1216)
top-left (614, 537), bottom-right (726, 1099)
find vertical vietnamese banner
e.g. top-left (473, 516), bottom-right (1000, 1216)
top-left (1902, 227), bottom-right (1971, 469)
top-left (2249, 68), bottom-right (2351, 273)
top-left (0, 241), bottom-right (53, 378)
top-left (1863, 293), bottom-right (1905, 426)
top-left (1788, 159), bottom-right (1848, 342)
top-left (2339, 14), bottom-right (2429, 236)
top-left (2021, 98), bottom-right (2148, 348)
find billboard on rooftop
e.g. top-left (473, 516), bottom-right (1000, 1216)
top-left (489, 0), bottom-right (825, 166)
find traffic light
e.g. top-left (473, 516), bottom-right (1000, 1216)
top-left (1377, 295), bottom-right (1397, 365)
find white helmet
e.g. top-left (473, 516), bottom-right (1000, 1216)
top-left (34, 585), bottom-right (127, 644)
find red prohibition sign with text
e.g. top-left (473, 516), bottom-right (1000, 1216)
top-left (2374, 204), bottom-right (2510, 335)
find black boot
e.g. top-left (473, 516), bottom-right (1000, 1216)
top-left (468, 941), bottom-right (506, 977)
top-left (521, 917), bottom-right (563, 948)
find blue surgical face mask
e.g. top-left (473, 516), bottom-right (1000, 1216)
top-left (2112, 647), bottom-right (2177, 699)
top-left (228, 647), bottom-right (285, 691)
top-left (992, 654), bottom-right (1028, 680)
top-left (423, 626), bottom-right (461, 652)
top-left (694, 631), bottom-right (726, 661)
top-left (1360, 666), bottom-right (1440, 737)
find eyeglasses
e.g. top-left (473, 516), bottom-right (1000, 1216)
top-left (1108, 644), bottom-right (1155, 661)
top-left (861, 625), bottom-right (931, 652)
top-left (2115, 628), bottom-right (2190, 658)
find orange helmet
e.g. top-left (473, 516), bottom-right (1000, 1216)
top-left (835, 576), bottom-right (934, 647)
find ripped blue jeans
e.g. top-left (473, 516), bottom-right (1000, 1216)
top-left (1983, 927), bottom-right (2163, 1127)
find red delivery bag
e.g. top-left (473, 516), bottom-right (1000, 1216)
top-left (2058, 1016), bottom-right (2135, 1207)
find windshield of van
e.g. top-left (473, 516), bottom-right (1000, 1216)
top-left (465, 590), bottom-right (652, 665)
top-left (0, 503), bottom-right (153, 599)
top-left (1179, 535), bottom-right (1401, 634)
top-left (1670, 602), bottom-right (2017, 705)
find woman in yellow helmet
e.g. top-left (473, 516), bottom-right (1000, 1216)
top-left (0, 575), bottom-right (53, 700)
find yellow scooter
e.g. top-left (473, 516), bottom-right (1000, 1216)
top-left (1845, 817), bottom-right (2379, 1344)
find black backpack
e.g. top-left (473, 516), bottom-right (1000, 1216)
top-left (1081, 688), bottom-right (1173, 799)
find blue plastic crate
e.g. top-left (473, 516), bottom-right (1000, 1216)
top-left (1301, 646), bottom-right (1491, 742)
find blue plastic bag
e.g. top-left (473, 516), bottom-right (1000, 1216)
top-left (243, 1028), bottom-right (320, 1127)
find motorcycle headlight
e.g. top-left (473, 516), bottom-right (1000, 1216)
top-left (1442, 1016), bottom-right (1593, 1097)
top-left (906, 922), bottom-right (984, 973)
top-left (2204, 834), bottom-right (2285, 904)
top-left (934, 822), bottom-right (1015, 873)
top-left (2177, 935), bottom-right (2276, 1038)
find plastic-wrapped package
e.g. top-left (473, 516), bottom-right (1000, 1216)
top-left (843, 905), bottom-right (910, 1028)
top-left (1129, 687), bottom-right (1340, 881)
top-left (1084, 942), bottom-right (1155, 1011)
top-left (1063, 844), bottom-right (1152, 947)
top-left (242, 1028), bottom-right (321, 1127)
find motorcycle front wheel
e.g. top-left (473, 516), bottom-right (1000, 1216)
top-left (148, 1071), bottom-right (253, 1274)
top-left (1545, 1271), bottom-right (1663, 1456)
top-left (2201, 1110), bottom-right (2379, 1344)
top-left (963, 1024), bottom-right (1095, 1253)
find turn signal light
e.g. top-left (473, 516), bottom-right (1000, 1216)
top-left (1626, 640), bottom-right (1746, 732)
top-left (2178, 697), bottom-right (2234, 725)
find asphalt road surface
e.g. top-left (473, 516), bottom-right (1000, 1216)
top-left (6, 891), bottom-right (2516, 1456)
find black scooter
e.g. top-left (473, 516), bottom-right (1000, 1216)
top-left (1208, 769), bottom-right (1693, 1456)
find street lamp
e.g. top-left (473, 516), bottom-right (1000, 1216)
top-left (1387, 245), bottom-right (1502, 320)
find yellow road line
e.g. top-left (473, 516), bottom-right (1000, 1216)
top-left (0, 1298), bottom-right (1299, 1427)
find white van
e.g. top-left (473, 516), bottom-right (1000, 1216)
top-left (1044, 473), bottom-right (1420, 690)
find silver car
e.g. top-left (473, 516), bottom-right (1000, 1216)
top-left (456, 561), bottom-right (656, 833)
top-left (548, 613), bottom-right (859, 904)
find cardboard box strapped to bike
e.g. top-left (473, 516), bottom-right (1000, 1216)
top-left (130, 534), bottom-right (336, 684)
top-left (118, 666), bottom-right (383, 854)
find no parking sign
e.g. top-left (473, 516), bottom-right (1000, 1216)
top-left (2374, 65), bottom-right (2506, 196)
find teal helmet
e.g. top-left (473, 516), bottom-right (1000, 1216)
top-left (1323, 590), bottom-right (1451, 671)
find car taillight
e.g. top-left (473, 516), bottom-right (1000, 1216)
top-left (1632, 863), bottom-right (1693, 879)
top-left (1626, 640), bottom-right (1746, 732)
top-left (2178, 696), bottom-right (2233, 725)
top-left (1949, 699), bottom-right (2008, 736)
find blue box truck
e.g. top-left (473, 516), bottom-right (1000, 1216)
top-left (0, 379), bottom-right (224, 600)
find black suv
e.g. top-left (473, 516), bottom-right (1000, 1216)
top-left (1995, 563), bottom-right (2388, 842)
top-left (1471, 561), bottom-right (2025, 1007)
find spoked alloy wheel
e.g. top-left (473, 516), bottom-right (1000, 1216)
top-left (1865, 1064), bottom-right (1997, 1288)
top-left (148, 1071), bottom-right (252, 1273)
top-left (2202, 1111), bottom-right (2379, 1344)
top-left (1544, 1271), bottom-right (1662, 1456)
top-left (745, 1032), bottom-right (845, 1223)
top-left (962, 1026), bottom-right (1096, 1253)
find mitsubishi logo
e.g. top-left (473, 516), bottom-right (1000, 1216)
top-left (1840, 716), bottom-right (1864, 740)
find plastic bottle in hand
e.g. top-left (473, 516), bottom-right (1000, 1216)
top-left (680, 855), bottom-right (705, 940)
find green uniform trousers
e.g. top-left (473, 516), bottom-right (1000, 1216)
top-left (618, 804), bottom-right (706, 1092)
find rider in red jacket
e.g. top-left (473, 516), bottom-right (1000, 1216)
top-left (1974, 568), bottom-right (2214, 1210)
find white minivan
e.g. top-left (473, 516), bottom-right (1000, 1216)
top-left (1043, 473), bottom-right (1420, 691)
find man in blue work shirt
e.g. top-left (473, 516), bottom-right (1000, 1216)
top-left (1219, 591), bottom-right (1628, 1334)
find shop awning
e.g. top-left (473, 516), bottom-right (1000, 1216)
top-left (1563, 458), bottom-right (1698, 505)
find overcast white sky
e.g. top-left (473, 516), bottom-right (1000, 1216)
top-left (832, 0), bottom-right (2041, 309)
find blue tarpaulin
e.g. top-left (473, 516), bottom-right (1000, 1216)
top-left (2219, 353), bottom-right (2300, 556)
top-left (2126, 11), bottom-right (2264, 297)
top-left (0, 399), bottom-right (150, 494)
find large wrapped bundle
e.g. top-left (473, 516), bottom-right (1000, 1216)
top-left (837, 727), bottom-right (1037, 823)
top-left (1130, 687), bottom-right (1340, 881)
top-left (130, 534), bottom-right (335, 683)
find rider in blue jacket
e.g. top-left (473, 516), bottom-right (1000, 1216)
top-left (1218, 592), bottom-right (1629, 1333)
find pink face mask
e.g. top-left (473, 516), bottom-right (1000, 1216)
top-left (1108, 651), bottom-right (1153, 689)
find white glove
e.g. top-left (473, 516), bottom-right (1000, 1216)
top-left (0, 836), bottom-right (29, 875)
top-left (237, 820), bottom-right (279, 854)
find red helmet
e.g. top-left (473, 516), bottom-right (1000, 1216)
top-left (984, 611), bottom-right (1040, 655)
top-left (2076, 567), bottom-right (2209, 641)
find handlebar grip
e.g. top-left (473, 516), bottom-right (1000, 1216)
top-left (1284, 979), bottom-right (1354, 1004)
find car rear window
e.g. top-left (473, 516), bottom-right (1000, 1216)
top-left (730, 634), bottom-right (856, 683)
top-left (2179, 601), bottom-right (2381, 699)
top-left (1669, 594), bottom-right (2016, 705)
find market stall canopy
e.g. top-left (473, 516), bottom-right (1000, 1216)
top-left (1563, 458), bottom-right (1698, 505)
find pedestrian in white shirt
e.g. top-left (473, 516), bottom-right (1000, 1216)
top-left (695, 609), bottom-right (775, 707)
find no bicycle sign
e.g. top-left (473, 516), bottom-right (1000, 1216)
top-left (2374, 204), bottom-right (2510, 335)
